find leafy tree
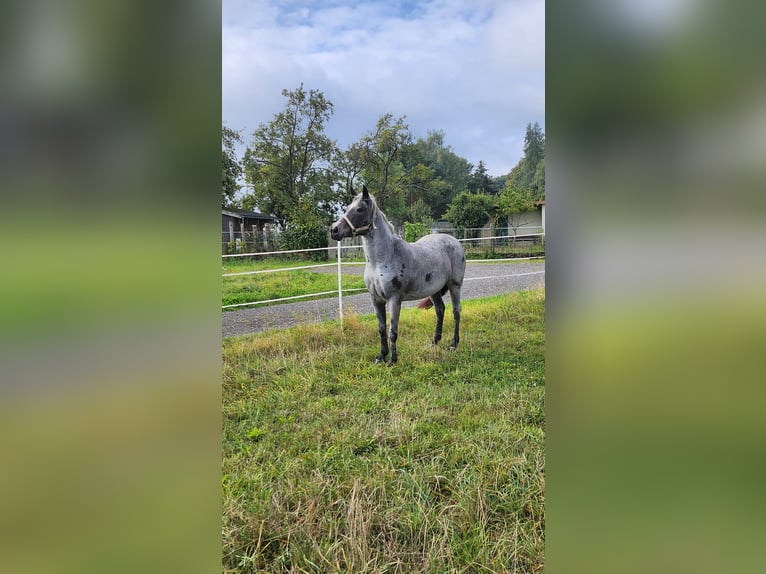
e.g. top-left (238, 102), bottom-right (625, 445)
top-left (342, 127), bottom-right (476, 223)
top-left (415, 130), bottom-right (446, 165)
top-left (506, 122), bottom-right (545, 198)
top-left (355, 113), bottom-right (412, 220)
top-left (222, 125), bottom-right (243, 207)
top-left (333, 141), bottom-right (367, 205)
top-left (491, 174), bottom-right (507, 194)
top-left (404, 221), bottom-right (430, 242)
top-left (407, 197), bottom-right (435, 226)
top-left (523, 122), bottom-right (545, 174)
top-left (469, 160), bottom-right (495, 195)
top-left (399, 162), bottom-right (445, 224)
top-left (414, 130), bottom-right (473, 215)
top-left (444, 192), bottom-right (495, 238)
top-left (278, 198), bottom-right (329, 259)
top-left (397, 140), bottom-right (453, 223)
top-left (340, 121), bottom-right (479, 225)
top-left (242, 84), bottom-right (339, 224)
top-left (533, 158), bottom-right (545, 198)
top-left (498, 182), bottom-right (536, 236)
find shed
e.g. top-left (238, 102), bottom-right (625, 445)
top-left (222, 207), bottom-right (279, 252)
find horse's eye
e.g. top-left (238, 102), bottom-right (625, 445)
top-left (356, 207), bottom-right (364, 213)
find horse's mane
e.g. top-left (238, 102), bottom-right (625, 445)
top-left (368, 194), bottom-right (395, 234)
top-left (378, 208), bottom-right (395, 234)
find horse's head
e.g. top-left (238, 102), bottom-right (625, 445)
top-left (330, 185), bottom-right (378, 240)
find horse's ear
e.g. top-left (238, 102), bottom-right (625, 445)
top-left (362, 185), bottom-right (370, 199)
top-left (350, 185), bottom-right (355, 196)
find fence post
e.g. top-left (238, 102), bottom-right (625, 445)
top-left (336, 241), bottom-right (344, 326)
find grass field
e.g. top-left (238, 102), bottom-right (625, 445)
top-left (222, 255), bottom-right (544, 310)
top-left (223, 269), bottom-right (367, 309)
top-left (223, 257), bottom-right (341, 274)
top-left (222, 289), bottom-right (545, 573)
top-left (223, 256), bottom-right (365, 309)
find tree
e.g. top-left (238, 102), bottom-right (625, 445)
top-left (506, 122), bottom-right (545, 198)
top-left (278, 197), bottom-right (330, 260)
top-left (342, 127), bottom-right (476, 222)
top-left (333, 141), bottom-right (367, 205)
top-left (415, 130), bottom-right (473, 215)
top-left (491, 174), bottom-right (507, 193)
top-left (354, 113), bottom-right (412, 221)
top-left (222, 125), bottom-right (243, 207)
top-left (399, 161), bottom-right (446, 224)
top-left (407, 197), bottom-right (435, 226)
top-left (444, 192), bottom-right (495, 238)
top-left (242, 84), bottom-right (339, 224)
top-left (523, 122), bottom-right (545, 174)
top-left (533, 158), bottom-right (545, 198)
top-left (469, 160), bottom-right (494, 195)
top-left (498, 182), bottom-right (536, 236)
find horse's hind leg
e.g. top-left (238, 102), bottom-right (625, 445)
top-left (372, 298), bottom-right (389, 364)
top-left (431, 293), bottom-right (445, 345)
top-left (387, 297), bottom-right (401, 366)
top-left (448, 285), bottom-right (462, 350)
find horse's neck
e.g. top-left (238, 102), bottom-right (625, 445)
top-left (362, 208), bottom-right (396, 266)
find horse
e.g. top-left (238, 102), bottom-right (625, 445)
top-left (330, 185), bottom-right (466, 365)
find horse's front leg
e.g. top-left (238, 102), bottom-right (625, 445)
top-left (372, 298), bottom-right (389, 364)
top-left (387, 297), bottom-right (401, 366)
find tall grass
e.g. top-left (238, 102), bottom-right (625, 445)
top-left (222, 290), bottom-right (545, 573)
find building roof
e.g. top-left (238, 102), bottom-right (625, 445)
top-left (222, 207), bottom-right (278, 220)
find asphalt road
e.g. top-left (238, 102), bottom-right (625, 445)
top-left (222, 261), bottom-right (545, 338)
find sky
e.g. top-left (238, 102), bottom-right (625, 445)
top-left (222, 0), bottom-right (544, 178)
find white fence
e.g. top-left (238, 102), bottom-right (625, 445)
top-left (431, 225), bottom-right (544, 237)
top-left (222, 225), bottom-right (545, 254)
top-left (222, 233), bottom-right (545, 324)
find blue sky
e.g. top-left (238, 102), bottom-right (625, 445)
top-left (222, 0), bottom-right (544, 177)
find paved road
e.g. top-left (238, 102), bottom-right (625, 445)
top-left (222, 261), bottom-right (544, 338)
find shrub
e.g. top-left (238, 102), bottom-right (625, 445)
top-left (445, 192), bottom-right (494, 238)
top-left (404, 221), bottom-right (429, 242)
top-left (278, 219), bottom-right (329, 260)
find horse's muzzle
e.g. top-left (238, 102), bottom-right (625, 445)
top-left (330, 222), bottom-right (343, 240)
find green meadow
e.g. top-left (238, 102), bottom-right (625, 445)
top-left (223, 289), bottom-right (545, 573)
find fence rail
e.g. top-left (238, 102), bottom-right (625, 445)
top-left (222, 226), bottom-right (544, 255)
top-left (222, 232), bottom-right (544, 322)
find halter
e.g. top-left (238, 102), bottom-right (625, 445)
top-left (342, 201), bottom-right (377, 236)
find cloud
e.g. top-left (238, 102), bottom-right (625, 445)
top-left (222, 0), bottom-right (544, 176)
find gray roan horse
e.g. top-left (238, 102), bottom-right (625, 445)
top-left (331, 185), bottom-right (466, 365)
